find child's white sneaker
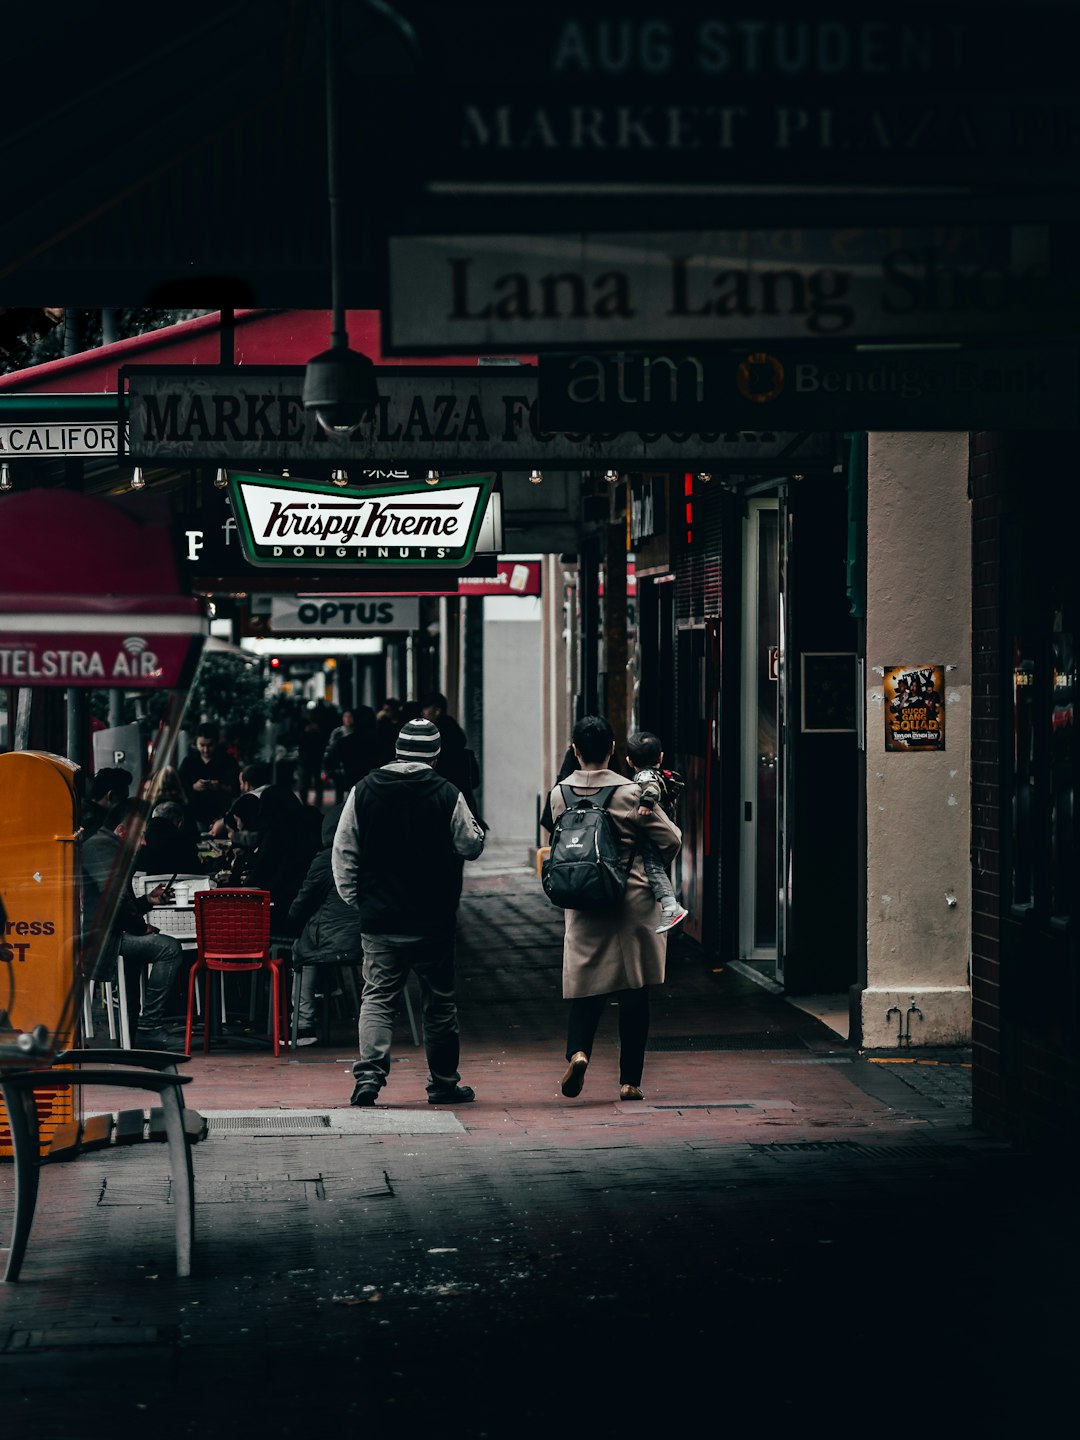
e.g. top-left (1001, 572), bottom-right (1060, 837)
top-left (656, 905), bottom-right (688, 934)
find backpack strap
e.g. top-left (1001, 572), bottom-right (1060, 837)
top-left (559, 783), bottom-right (619, 810)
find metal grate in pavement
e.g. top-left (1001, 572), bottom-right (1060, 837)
top-left (650, 1103), bottom-right (756, 1110)
top-left (649, 1032), bottom-right (807, 1051)
top-left (208, 1114), bottom-right (331, 1130)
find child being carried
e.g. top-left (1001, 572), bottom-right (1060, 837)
top-left (626, 730), bottom-right (689, 934)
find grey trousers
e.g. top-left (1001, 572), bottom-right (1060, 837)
top-left (639, 835), bottom-right (677, 908)
top-left (353, 934), bottom-right (462, 1096)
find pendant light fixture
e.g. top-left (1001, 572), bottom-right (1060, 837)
top-left (301, 0), bottom-right (379, 439)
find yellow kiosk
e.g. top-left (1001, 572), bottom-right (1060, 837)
top-left (0, 751), bottom-right (81, 1157)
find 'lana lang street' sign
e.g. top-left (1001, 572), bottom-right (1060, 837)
top-left (384, 225), bottom-right (1067, 352)
top-left (229, 472), bottom-right (494, 569)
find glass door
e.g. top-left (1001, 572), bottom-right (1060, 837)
top-left (739, 501), bottom-right (780, 963)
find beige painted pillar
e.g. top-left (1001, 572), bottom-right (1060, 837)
top-left (862, 433), bottom-right (972, 1047)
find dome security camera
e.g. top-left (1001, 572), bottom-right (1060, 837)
top-left (302, 346), bottom-right (380, 437)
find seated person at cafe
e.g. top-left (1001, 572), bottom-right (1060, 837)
top-left (214, 792), bottom-right (263, 885)
top-left (139, 800), bottom-right (201, 877)
top-left (208, 762), bottom-right (273, 840)
top-left (81, 800), bottom-right (184, 1051)
top-left (288, 804), bottom-right (363, 1045)
top-left (80, 766), bottom-right (133, 840)
top-left (246, 784), bottom-right (322, 932)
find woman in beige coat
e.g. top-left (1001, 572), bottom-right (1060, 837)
top-left (547, 715), bottom-right (682, 1101)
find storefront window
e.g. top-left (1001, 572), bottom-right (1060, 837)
top-left (1049, 616), bottom-right (1074, 925)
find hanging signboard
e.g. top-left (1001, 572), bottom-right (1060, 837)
top-left (538, 344), bottom-right (1080, 431)
top-left (0, 421), bottom-right (124, 456)
top-left (125, 366), bottom-right (828, 468)
top-left (178, 486), bottom-right (500, 569)
top-left (229, 471), bottom-right (494, 570)
top-left (883, 664), bottom-right (946, 752)
top-left (384, 225), bottom-right (1063, 353)
top-left (268, 596), bottom-right (421, 634)
top-left (0, 619), bottom-right (203, 687)
top-left (457, 559), bottom-right (542, 596)
top-left (383, 5), bottom-right (1078, 192)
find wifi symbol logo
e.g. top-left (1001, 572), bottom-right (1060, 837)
top-left (122, 636), bottom-right (148, 656)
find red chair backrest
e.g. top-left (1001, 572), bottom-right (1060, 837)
top-left (195, 888), bottom-right (272, 962)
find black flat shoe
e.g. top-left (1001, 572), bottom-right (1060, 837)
top-left (560, 1051), bottom-right (589, 1097)
top-left (350, 1083), bottom-right (378, 1107)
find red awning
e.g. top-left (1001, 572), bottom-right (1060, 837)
top-left (0, 310), bottom-right (534, 394)
top-left (0, 491), bottom-right (203, 687)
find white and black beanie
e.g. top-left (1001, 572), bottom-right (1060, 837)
top-left (395, 717), bottom-right (441, 762)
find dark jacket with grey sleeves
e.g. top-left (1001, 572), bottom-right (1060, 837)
top-left (331, 763), bottom-right (485, 938)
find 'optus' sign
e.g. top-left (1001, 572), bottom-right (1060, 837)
top-left (230, 472), bottom-right (494, 569)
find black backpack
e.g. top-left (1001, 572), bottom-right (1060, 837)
top-left (542, 784), bottom-right (632, 911)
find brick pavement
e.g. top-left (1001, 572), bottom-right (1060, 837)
top-left (1, 847), bottom-right (1071, 1438)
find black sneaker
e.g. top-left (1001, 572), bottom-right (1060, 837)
top-left (133, 1028), bottom-right (186, 1055)
top-left (350, 1082), bottom-right (378, 1107)
top-left (427, 1084), bottom-right (476, 1106)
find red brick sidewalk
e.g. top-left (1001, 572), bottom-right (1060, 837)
top-left (6, 850), bottom-right (1060, 1440)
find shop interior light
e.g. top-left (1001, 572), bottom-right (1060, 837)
top-left (529, 469), bottom-right (544, 484)
top-left (0, 462), bottom-right (12, 492)
top-left (604, 469), bottom-right (620, 483)
top-left (696, 471), bottom-right (713, 484)
top-left (282, 467), bottom-right (291, 478)
top-left (331, 467), bottom-right (349, 487)
top-left (426, 469), bottom-right (441, 485)
top-left (130, 466), bottom-right (145, 491)
top-left (214, 467), bottom-right (229, 489)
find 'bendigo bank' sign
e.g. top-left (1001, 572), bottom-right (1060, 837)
top-left (230, 472), bottom-right (494, 569)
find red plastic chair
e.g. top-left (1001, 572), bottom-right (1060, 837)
top-left (184, 889), bottom-right (286, 1057)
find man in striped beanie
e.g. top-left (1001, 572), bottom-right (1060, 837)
top-left (332, 715), bottom-right (485, 1106)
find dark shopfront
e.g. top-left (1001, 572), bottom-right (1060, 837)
top-left (971, 432), bottom-right (1078, 1145)
top-left (633, 443), bottom-right (860, 999)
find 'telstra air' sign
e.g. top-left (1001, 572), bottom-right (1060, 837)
top-left (229, 472), bottom-right (494, 569)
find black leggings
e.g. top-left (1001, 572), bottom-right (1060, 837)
top-left (566, 987), bottom-right (651, 1087)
